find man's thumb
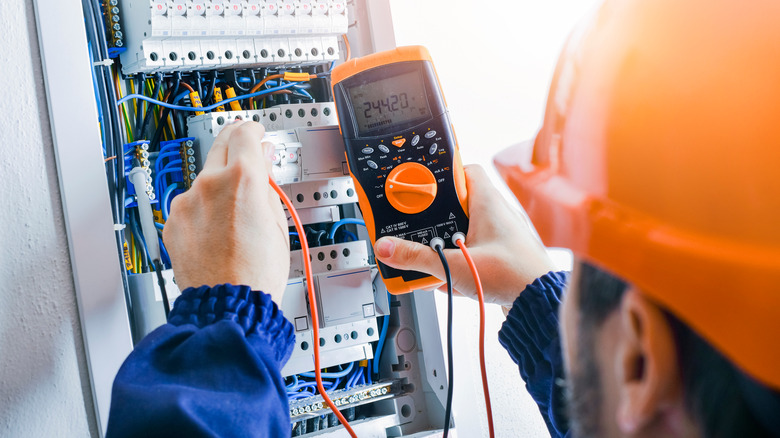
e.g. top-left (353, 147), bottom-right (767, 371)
top-left (374, 236), bottom-right (441, 276)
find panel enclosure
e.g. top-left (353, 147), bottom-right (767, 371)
top-left (34, 0), bottom-right (455, 435)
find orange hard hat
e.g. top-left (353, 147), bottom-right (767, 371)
top-left (495, 0), bottom-right (780, 390)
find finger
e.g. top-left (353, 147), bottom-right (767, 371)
top-left (463, 164), bottom-right (503, 211)
top-left (374, 236), bottom-right (458, 278)
top-left (226, 122), bottom-right (266, 168)
top-left (202, 120), bottom-right (248, 172)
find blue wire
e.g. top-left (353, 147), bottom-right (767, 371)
top-left (154, 222), bottom-right (164, 230)
top-left (366, 360), bottom-right (373, 385)
top-left (300, 361), bottom-right (354, 379)
top-left (173, 90), bottom-right (190, 104)
top-left (346, 366), bottom-right (363, 390)
top-left (128, 213), bottom-right (151, 267)
top-left (327, 377), bottom-right (341, 391)
top-left (155, 167), bottom-right (183, 198)
top-left (328, 218), bottom-right (366, 241)
top-left (341, 230), bottom-right (358, 242)
top-left (155, 151), bottom-right (181, 178)
top-left (293, 86), bottom-right (313, 99)
top-left (286, 375), bottom-right (299, 390)
top-left (116, 82), bottom-right (298, 112)
top-left (159, 236), bottom-right (171, 267)
top-left (124, 197), bottom-right (135, 207)
top-left (162, 183), bottom-right (179, 221)
top-left (373, 302), bottom-right (391, 375)
top-left (88, 43), bottom-right (106, 154)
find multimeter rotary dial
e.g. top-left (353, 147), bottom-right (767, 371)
top-left (385, 162), bottom-right (438, 214)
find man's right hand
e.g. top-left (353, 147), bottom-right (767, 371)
top-left (162, 121), bottom-right (290, 304)
top-left (373, 165), bottom-right (556, 308)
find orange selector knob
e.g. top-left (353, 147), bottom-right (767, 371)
top-left (385, 162), bottom-right (438, 214)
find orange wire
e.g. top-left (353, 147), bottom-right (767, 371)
top-left (455, 239), bottom-right (495, 438)
top-left (179, 82), bottom-right (195, 93)
top-left (248, 74), bottom-right (285, 109)
top-left (104, 156), bottom-right (117, 162)
top-left (342, 34), bottom-right (352, 61)
top-left (270, 178), bottom-right (358, 438)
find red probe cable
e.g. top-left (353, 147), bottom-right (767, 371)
top-left (270, 178), bottom-right (358, 438)
top-left (454, 236), bottom-right (495, 438)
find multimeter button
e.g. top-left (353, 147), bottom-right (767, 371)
top-left (411, 135), bottom-right (420, 146)
top-left (367, 160), bottom-right (378, 169)
top-left (378, 145), bottom-right (390, 153)
top-left (392, 138), bottom-right (406, 147)
top-left (385, 162), bottom-right (438, 214)
top-left (425, 130), bottom-right (437, 139)
top-left (429, 143), bottom-right (438, 155)
top-left (362, 147), bottom-right (374, 155)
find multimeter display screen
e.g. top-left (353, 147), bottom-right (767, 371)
top-left (348, 70), bottom-right (431, 136)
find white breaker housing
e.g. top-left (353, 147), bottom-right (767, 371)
top-left (118, 0), bottom-right (348, 74)
top-left (186, 103), bottom-right (347, 185)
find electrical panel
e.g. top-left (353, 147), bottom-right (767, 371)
top-left (74, 0), bottom-right (453, 435)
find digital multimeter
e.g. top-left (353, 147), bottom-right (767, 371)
top-left (332, 46), bottom-right (469, 295)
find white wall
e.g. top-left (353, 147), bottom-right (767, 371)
top-left (390, 1), bottom-right (597, 437)
top-left (0, 1), bottom-right (97, 436)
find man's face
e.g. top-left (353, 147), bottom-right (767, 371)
top-left (560, 263), bottom-right (623, 438)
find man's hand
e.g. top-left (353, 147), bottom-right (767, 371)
top-left (374, 165), bottom-right (556, 308)
top-left (163, 121), bottom-right (290, 303)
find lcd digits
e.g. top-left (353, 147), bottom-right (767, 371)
top-left (348, 70), bottom-right (431, 136)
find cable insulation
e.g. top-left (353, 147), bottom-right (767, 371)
top-left (456, 240), bottom-right (495, 438)
top-left (435, 245), bottom-right (455, 438)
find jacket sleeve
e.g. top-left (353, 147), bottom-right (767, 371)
top-left (498, 271), bottom-right (570, 438)
top-left (106, 284), bottom-right (295, 438)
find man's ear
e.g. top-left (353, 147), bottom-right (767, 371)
top-left (614, 289), bottom-right (681, 434)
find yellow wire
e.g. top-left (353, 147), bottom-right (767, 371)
top-left (129, 78), bottom-right (138, 122)
top-left (130, 233), bottom-right (137, 274)
top-left (113, 66), bottom-right (134, 141)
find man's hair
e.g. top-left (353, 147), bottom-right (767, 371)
top-left (576, 262), bottom-right (778, 438)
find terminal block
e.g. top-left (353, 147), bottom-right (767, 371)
top-left (102, 0), bottom-right (127, 57)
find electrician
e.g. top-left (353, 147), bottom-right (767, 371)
top-left (106, 1), bottom-right (780, 438)
top-left (375, 0), bottom-right (780, 437)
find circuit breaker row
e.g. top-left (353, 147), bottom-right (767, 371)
top-left (186, 103), bottom-right (346, 185)
top-left (119, 0), bottom-right (348, 73)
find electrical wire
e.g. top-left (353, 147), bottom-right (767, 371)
top-left (434, 243), bottom-right (455, 438)
top-left (455, 237), bottom-right (495, 438)
top-left (328, 218), bottom-right (366, 241)
top-left (248, 74), bottom-right (284, 109)
top-left (300, 361), bottom-right (355, 379)
top-left (270, 178), bottom-right (357, 438)
top-left (138, 75), bottom-right (163, 139)
top-left (373, 301), bottom-right (390, 375)
top-left (162, 183), bottom-right (179, 221)
top-left (118, 82), bottom-right (298, 112)
top-left (154, 259), bottom-right (171, 318)
top-left (342, 34), bottom-right (352, 62)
